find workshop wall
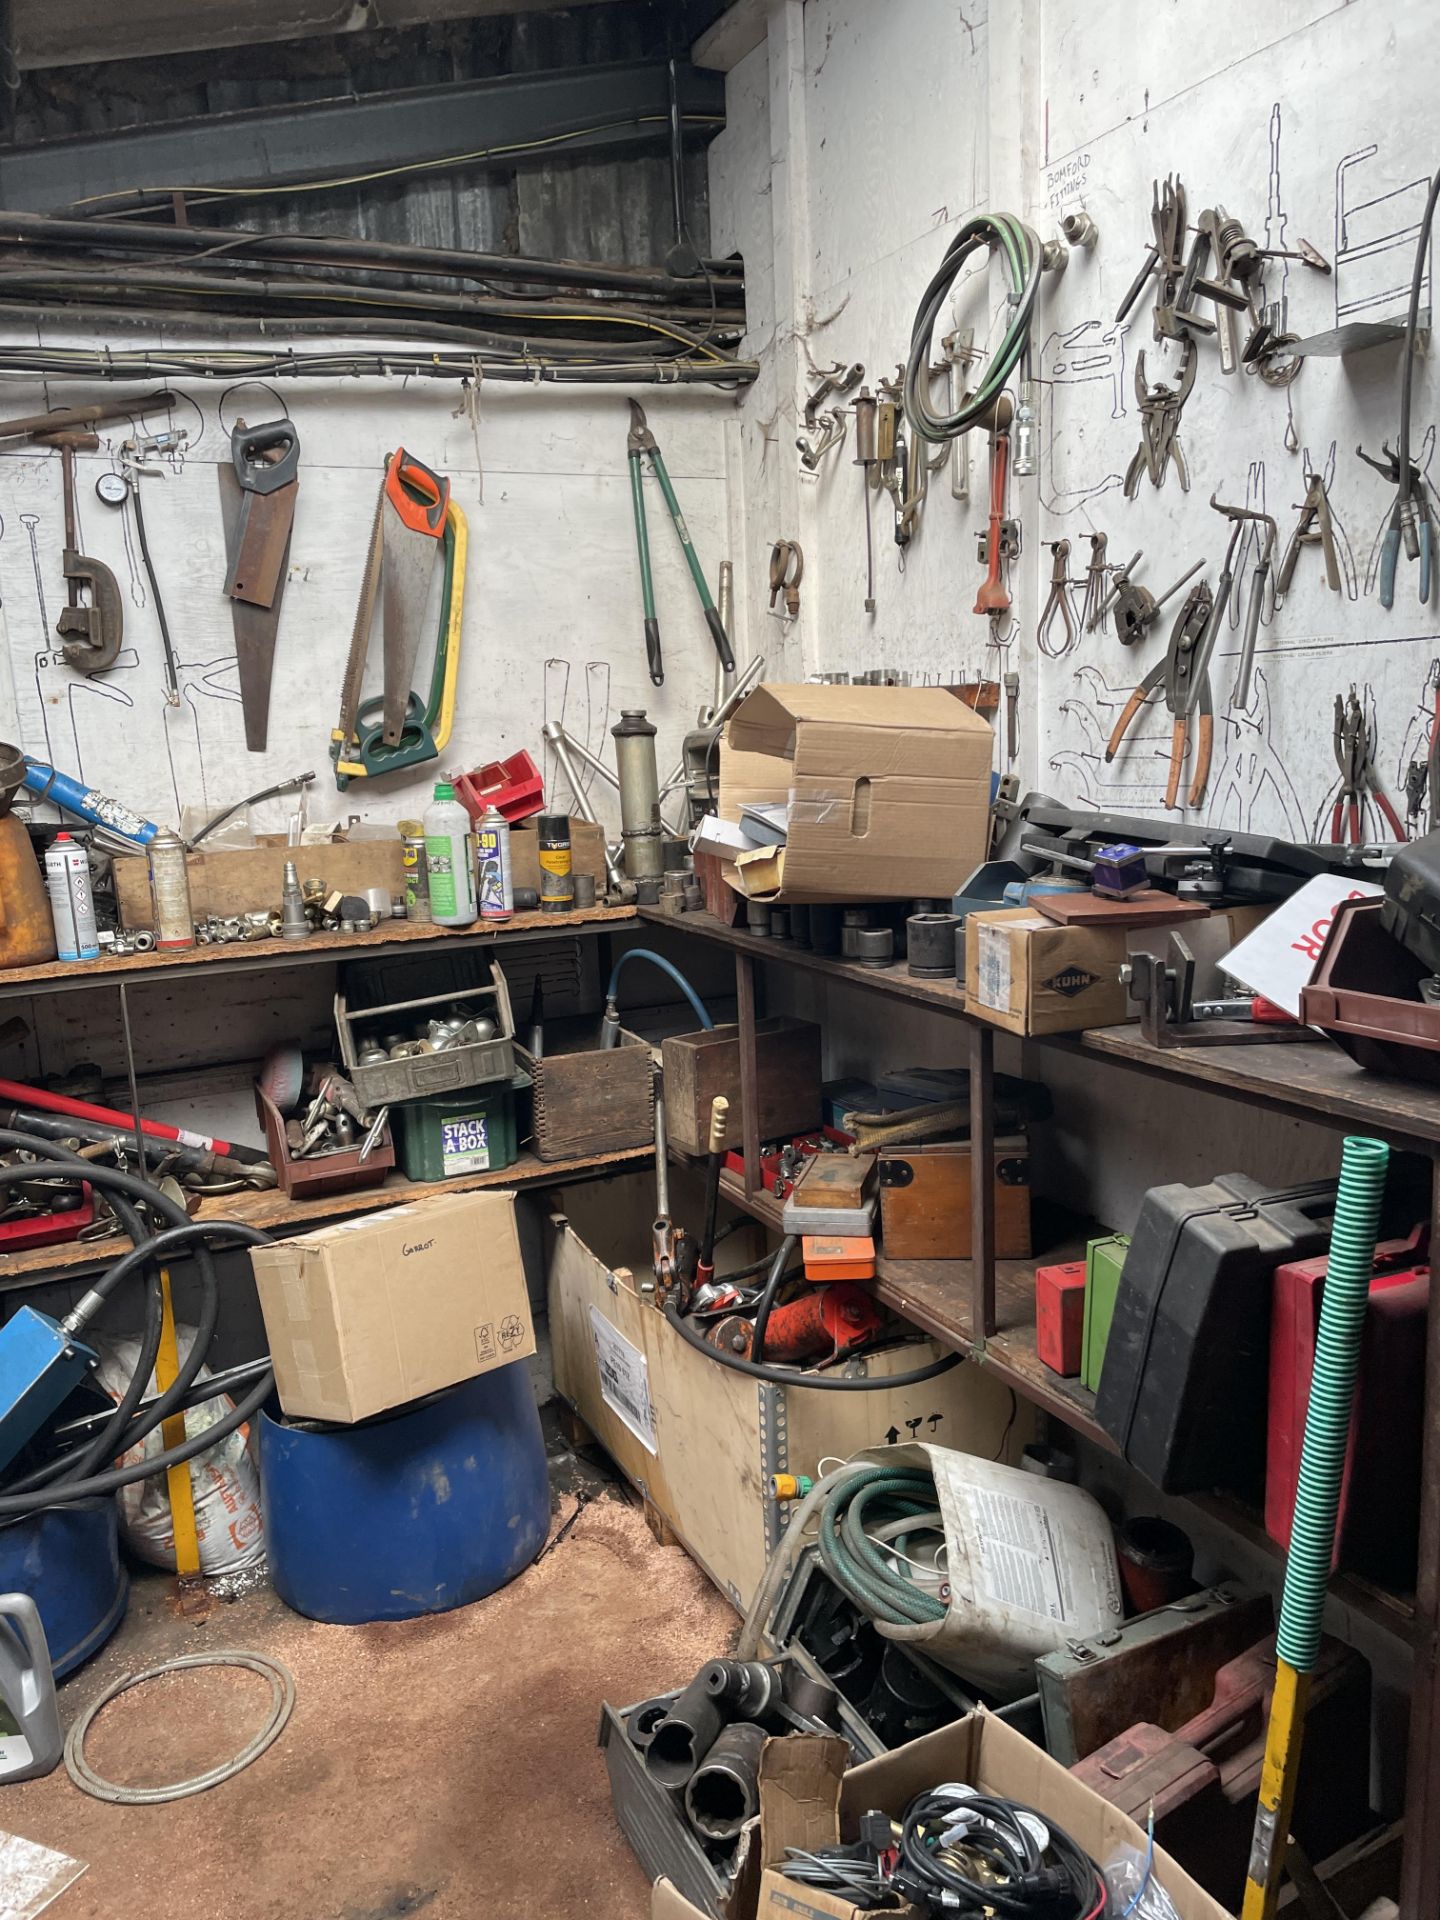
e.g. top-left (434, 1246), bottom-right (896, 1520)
top-left (0, 373), bottom-right (742, 844)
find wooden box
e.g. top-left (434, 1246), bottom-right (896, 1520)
top-left (877, 1136), bottom-right (1032, 1261)
top-left (115, 836), bottom-right (405, 927)
top-left (515, 1017), bottom-right (654, 1162)
top-left (548, 1171), bottom-right (1036, 1607)
top-left (661, 1017), bottom-right (821, 1155)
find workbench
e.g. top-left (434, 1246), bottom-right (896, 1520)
top-left (645, 904), bottom-right (1440, 1920)
top-left (0, 905), bottom-right (649, 1283)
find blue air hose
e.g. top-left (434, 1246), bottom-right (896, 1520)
top-left (600, 947), bottom-right (713, 1048)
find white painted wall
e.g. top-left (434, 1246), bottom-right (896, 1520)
top-left (0, 357), bottom-right (748, 843)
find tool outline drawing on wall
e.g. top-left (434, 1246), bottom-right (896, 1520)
top-left (1334, 142), bottom-right (1433, 331)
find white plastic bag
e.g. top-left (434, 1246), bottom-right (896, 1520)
top-left (94, 1328), bottom-right (265, 1575)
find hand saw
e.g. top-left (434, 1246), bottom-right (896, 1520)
top-left (381, 449), bottom-right (448, 748)
top-left (219, 417), bottom-right (300, 752)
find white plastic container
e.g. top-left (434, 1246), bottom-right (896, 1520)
top-left (862, 1441), bottom-right (1124, 1696)
top-left (424, 781), bottom-right (477, 927)
top-left (476, 805), bottom-right (513, 922)
top-left (0, 1594), bottom-right (61, 1781)
top-left (44, 833), bottom-right (98, 961)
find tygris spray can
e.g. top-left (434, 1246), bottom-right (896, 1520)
top-left (146, 827), bottom-right (194, 950)
top-left (476, 806), bottom-right (513, 922)
top-left (45, 834), bottom-right (98, 961)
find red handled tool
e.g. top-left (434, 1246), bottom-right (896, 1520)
top-left (381, 449), bottom-right (450, 749)
top-left (974, 425), bottom-right (1012, 617)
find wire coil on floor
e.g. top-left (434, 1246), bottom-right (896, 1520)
top-left (64, 1650), bottom-right (296, 1805)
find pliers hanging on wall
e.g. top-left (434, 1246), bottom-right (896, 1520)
top-left (1104, 580), bottom-right (1217, 809)
top-left (1329, 688), bottom-right (1407, 843)
top-left (1356, 440), bottom-right (1435, 609)
top-left (626, 399), bottom-right (736, 687)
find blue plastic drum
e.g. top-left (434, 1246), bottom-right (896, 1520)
top-left (259, 1365), bottom-right (550, 1624)
top-left (0, 1498), bottom-right (128, 1676)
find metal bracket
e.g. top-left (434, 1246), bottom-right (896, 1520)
top-left (976, 517), bottom-right (1021, 567)
top-left (758, 1380), bottom-right (789, 1557)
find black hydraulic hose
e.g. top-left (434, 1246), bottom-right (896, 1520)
top-left (665, 1301), bottom-right (961, 1391)
top-left (0, 1221), bottom-right (275, 1517)
top-left (52, 1356), bottom-right (271, 1444)
top-left (1398, 169), bottom-right (1440, 514)
top-left (749, 1235), bottom-right (798, 1366)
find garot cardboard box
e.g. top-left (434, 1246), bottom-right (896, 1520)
top-left (249, 1188), bottom-right (534, 1422)
top-left (717, 683), bottom-right (993, 903)
top-left (653, 1713), bottom-right (1228, 1920)
top-left (965, 909), bottom-right (1131, 1036)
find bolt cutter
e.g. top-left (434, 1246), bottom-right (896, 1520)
top-left (627, 400), bottom-right (735, 687)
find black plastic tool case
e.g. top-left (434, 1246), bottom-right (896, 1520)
top-left (1382, 830), bottom-right (1440, 973)
top-left (1094, 1174), bottom-right (1336, 1494)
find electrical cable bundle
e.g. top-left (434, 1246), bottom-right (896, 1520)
top-left (0, 1127), bottom-right (274, 1519)
top-left (784, 1788), bottom-right (1110, 1919)
top-left (902, 212), bottom-right (1043, 442)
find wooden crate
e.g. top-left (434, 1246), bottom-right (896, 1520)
top-left (548, 1171), bottom-right (1036, 1608)
top-left (115, 836), bottom-right (405, 927)
top-left (516, 1019), bottom-right (654, 1161)
top-left (661, 1016), bottom-right (821, 1155)
top-left (877, 1136), bottom-right (1032, 1261)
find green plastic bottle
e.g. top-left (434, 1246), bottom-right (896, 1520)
top-left (424, 781), bottom-right (477, 927)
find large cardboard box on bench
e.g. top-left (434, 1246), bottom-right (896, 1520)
top-left (718, 683), bottom-right (993, 903)
top-left (653, 1713), bottom-right (1230, 1920)
top-left (250, 1188), bottom-right (534, 1422)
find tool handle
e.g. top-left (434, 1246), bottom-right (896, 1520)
top-left (704, 606), bottom-right (736, 673)
top-left (232, 418), bottom-right (300, 494)
top-left (1379, 522), bottom-right (1400, 609)
top-left (1376, 788), bottom-right (1408, 842)
top-left (1165, 719), bottom-right (1185, 809)
top-left (645, 616), bottom-right (664, 687)
top-left (0, 1592), bottom-right (49, 1681)
top-left (1105, 685), bottom-right (1150, 761)
top-left (707, 1095), bottom-right (730, 1155)
top-left (384, 448), bottom-right (449, 535)
top-left (1189, 713), bottom-right (1214, 809)
top-left (39, 429), bottom-right (100, 451)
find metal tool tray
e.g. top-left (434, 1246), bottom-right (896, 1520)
top-left (335, 961), bottom-right (515, 1106)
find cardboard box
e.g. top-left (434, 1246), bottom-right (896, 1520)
top-left (249, 1188), bottom-right (534, 1422)
top-left (655, 1713), bottom-right (1229, 1920)
top-left (966, 908), bottom-right (1131, 1036)
top-left (718, 683), bottom-right (993, 903)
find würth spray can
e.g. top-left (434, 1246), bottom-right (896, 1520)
top-left (476, 806), bottom-right (513, 922)
top-left (147, 827), bottom-right (194, 950)
top-left (45, 833), bottom-right (98, 962)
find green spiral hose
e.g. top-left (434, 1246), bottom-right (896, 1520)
top-left (1276, 1135), bottom-right (1389, 1672)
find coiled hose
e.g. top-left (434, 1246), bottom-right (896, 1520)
top-left (1277, 1134), bottom-right (1390, 1671)
top-left (903, 212), bottom-right (1044, 444)
top-left (0, 1128), bottom-right (274, 1518)
top-left (817, 1464), bottom-right (946, 1626)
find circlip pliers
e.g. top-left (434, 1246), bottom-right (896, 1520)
top-left (1105, 578), bottom-right (1217, 809)
top-left (1330, 688), bottom-right (1407, 844)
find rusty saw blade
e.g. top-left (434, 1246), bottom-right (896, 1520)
top-left (335, 478), bottom-right (386, 754)
top-left (218, 463), bottom-right (291, 753)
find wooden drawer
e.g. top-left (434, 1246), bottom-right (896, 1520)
top-left (877, 1137), bottom-right (1031, 1261)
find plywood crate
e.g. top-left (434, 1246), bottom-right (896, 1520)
top-left (515, 1018), bottom-right (654, 1161)
top-left (115, 836), bottom-right (405, 927)
top-left (661, 1016), bottom-right (821, 1155)
top-left (548, 1170), bottom-right (1037, 1608)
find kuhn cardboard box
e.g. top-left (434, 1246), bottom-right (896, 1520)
top-left (652, 1713), bottom-right (1228, 1920)
top-left (249, 1188), bottom-right (534, 1422)
top-left (718, 683), bottom-right (993, 903)
top-left (966, 908), bottom-right (1131, 1036)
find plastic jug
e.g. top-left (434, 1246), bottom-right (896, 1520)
top-left (0, 745), bottom-right (57, 969)
top-left (0, 1594), bottom-right (61, 1780)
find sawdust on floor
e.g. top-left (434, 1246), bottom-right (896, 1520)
top-left (4, 1491), bottom-right (739, 1920)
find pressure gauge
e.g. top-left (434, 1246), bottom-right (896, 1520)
top-left (95, 471), bottom-right (129, 507)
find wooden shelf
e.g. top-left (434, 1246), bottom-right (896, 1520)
top-left (0, 1140), bottom-right (653, 1289)
top-left (0, 904), bottom-right (637, 1001)
top-left (638, 906), bottom-right (971, 1015)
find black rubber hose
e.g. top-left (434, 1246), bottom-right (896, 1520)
top-left (665, 1300), bottom-right (961, 1391)
top-left (1399, 169), bottom-right (1440, 512)
top-left (0, 1219), bottom-right (275, 1516)
top-left (748, 1235), bottom-right (797, 1365)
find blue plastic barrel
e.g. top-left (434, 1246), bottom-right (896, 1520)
top-left (259, 1365), bottom-right (550, 1624)
top-left (0, 1498), bottom-right (128, 1676)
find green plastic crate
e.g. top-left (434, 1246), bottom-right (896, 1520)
top-left (1081, 1232), bottom-right (1130, 1393)
top-left (395, 1071), bottom-right (531, 1182)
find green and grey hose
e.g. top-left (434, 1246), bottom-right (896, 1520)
top-left (1242, 1134), bottom-right (1389, 1920)
top-left (903, 212), bottom-right (1044, 444)
top-left (817, 1466), bottom-right (947, 1627)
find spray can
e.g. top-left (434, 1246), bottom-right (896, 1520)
top-left (538, 814), bottom-right (574, 914)
top-left (611, 708), bottom-right (664, 883)
top-left (44, 833), bottom-right (98, 961)
top-left (424, 781), bottom-right (477, 927)
top-left (476, 806), bottom-right (514, 922)
top-left (400, 823), bottom-right (431, 924)
top-left (147, 827), bottom-right (194, 950)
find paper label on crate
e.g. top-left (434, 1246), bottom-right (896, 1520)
top-left (440, 1114), bottom-right (491, 1175)
top-left (1220, 872), bottom-right (1382, 1017)
top-left (962, 1486), bottom-right (1068, 1621)
top-left (975, 921), bottom-right (1014, 1012)
top-left (588, 1306), bottom-right (657, 1452)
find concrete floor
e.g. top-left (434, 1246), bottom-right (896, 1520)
top-left (5, 1459), bottom-right (738, 1920)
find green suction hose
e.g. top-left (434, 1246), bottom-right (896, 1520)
top-left (817, 1466), bottom-right (947, 1627)
top-left (1276, 1134), bottom-right (1389, 1671)
top-left (1243, 1134), bottom-right (1389, 1920)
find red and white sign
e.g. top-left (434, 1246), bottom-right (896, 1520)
top-left (1220, 874), bottom-right (1383, 1018)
